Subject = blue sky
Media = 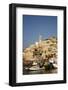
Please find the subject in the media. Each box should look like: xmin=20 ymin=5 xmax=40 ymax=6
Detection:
xmin=23 ymin=15 xmax=57 ymax=49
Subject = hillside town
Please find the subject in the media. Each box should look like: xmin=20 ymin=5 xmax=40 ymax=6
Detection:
xmin=23 ymin=35 xmax=58 ymax=74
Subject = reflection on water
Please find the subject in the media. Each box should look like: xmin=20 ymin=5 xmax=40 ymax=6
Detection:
xmin=23 ymin=69 xmax=57 ymax=75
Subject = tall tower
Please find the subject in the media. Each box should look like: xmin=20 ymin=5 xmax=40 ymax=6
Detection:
xmin=39 ymin=35 xmax=42 ymax=43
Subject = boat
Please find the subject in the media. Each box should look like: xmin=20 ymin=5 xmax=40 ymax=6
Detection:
xmin=29 ymin=66 xmax=45 ymax=71
xmin=53 ymin=64 xmax=57 ymax=69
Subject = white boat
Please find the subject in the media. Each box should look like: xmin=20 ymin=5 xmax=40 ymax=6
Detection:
xmin=53 ymin=64 xmax=57 ymax=68
xmin=29 ymin=66 xmax=45 ymax=71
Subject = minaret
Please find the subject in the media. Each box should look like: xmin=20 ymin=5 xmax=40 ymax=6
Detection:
xmin=35 ymin=35 xmax=42 ymax=47
xmin=39 ymin=35 xmax=42 ymax=43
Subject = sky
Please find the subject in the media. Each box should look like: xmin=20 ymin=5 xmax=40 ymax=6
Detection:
xmin=23 ymin=15 xmax=57 ymax=49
